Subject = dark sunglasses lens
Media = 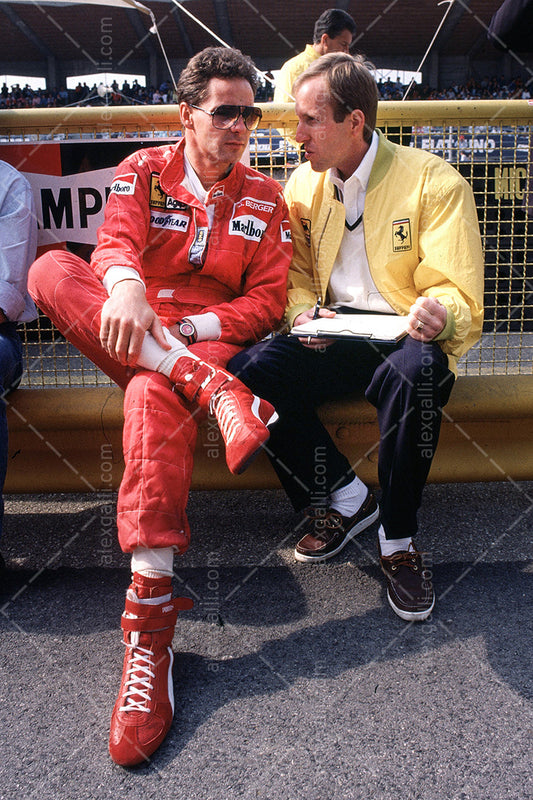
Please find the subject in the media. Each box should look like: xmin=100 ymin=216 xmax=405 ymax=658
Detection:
xmin=243 ymin=107 xmax=262 ymax=130
xmin=213 ymin=105 xmax=262 ymax=130
xmin=212 ymin=106 xmax=237 ymax=127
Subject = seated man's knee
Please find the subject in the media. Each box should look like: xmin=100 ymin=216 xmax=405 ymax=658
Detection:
xmin=229 ymin=337 xmax=306 ymax=401
xmin=368 ymin=340 xmax=452 ymax=405
xmin=28 ymin=250 xmax=79 ymax=305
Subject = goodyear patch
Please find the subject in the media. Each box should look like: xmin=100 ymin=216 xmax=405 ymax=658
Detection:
xmin=150 ymin=212 xmax=190 ymax=232
xmin=392 ymin=219 xmax=412 ymax=251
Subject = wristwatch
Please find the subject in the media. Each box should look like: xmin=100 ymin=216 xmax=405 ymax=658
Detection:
xmin=177 ymin=318 xmax=197 ymax=346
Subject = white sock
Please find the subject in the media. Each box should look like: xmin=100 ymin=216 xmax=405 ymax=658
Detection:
xmin=138 ymin=329 xmax=198 ymax=378
xmin=378 ymin=525 xmax=413 ymax=557
xmin=131 ymin=546 xmax=174 ymax=579
xmin=126 ymin=548 xmax=174 ymax=614
xmin=330 ymin=475 xmax=368 ymax=516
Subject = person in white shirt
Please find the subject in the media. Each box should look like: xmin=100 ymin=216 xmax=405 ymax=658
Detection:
xmin=0 ymin=160 xmax=38 ymax=572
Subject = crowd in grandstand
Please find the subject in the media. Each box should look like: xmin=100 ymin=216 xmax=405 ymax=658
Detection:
xmin=376 ymin=74 xmax=531 ymax=100
xmin=0 ymin=72 xmax=530 ymax=109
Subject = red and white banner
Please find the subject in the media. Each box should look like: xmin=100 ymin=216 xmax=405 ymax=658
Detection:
xmin=0 ymin=139 xmax=174 ymax=250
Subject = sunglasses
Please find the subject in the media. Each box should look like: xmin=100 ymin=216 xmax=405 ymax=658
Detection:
xmin=189 ymin=103 xmax=263 ymax=131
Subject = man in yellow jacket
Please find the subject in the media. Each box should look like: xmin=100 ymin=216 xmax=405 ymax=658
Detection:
xmin=273 ymin=8 xmax=356 ymax=103
xmin=229 ymin=53 xmax=484 ymax=623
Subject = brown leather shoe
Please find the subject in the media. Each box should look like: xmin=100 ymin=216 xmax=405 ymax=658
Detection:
xmin=294 ymin=492 xmax=379 ymax=563
xmin=378 ymin=541 xmax=434 ymax=622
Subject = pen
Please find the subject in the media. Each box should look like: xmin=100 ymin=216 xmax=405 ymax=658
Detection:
xmin=312 ymin=296 xmax=322 ymax=320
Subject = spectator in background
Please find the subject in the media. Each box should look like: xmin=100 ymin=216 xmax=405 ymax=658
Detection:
xmin=274 ymin=7 xmax=357 ymax=148
xmin=0 ymin=161 xmax=38 ymax=573
xmin=274 ymin=7 xmax=357 ymax=104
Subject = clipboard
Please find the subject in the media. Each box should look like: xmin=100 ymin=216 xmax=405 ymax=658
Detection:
xmin=290 ymin=313 xmax=409 ymax=343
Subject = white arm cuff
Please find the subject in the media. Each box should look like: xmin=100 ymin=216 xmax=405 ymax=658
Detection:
xmin=185 ymin=311 xmax=221 ymax=342
xmin=103 ymin=266 xmax=146 ymax=296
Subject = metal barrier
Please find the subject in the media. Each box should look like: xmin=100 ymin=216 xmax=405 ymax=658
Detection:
xmin=0 ymin=99 xmax=532 ymax=384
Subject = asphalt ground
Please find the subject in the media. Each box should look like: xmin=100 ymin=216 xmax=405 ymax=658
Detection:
xmin=0 ymin=482 xmax=532 ymax=800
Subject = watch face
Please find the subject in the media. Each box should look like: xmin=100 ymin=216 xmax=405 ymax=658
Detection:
xmin=180 ymin=321 xmax=195 ymax=337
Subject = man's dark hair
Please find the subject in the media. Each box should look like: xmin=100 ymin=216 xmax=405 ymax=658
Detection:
xmin=313 ymin=8 xmax=357 ymax=43
xmin=294 ymin=53 xmax=378 ymax=145
xmin=176 ymin=47 xmax=258 ymax=105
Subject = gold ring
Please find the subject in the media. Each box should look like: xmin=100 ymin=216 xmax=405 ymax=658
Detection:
xmin=417 ymin=320 xmax=424 ymax=331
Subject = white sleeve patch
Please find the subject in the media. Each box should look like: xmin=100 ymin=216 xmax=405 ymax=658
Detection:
xmin=110 ymin=173 xmax=138 ymax=195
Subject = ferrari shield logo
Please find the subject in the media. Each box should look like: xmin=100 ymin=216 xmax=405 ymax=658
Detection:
xmin=301 ymin=218 xmax=311 ymax=247
xmin=392 ymin=218 xmax=412 ymax=251
xmin=150 ymin=173 xmax=166 ymax=209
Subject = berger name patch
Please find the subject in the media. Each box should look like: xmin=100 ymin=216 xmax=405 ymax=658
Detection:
xmin=228 ymin=196 xmax=275 ymax=241
xmin=110 ymin=173 xmax=137 ymax=195
xmin=392 ymin=218 xmax=412 ymax=251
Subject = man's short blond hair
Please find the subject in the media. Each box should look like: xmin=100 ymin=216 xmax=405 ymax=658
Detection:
xmin=293 ymin=53 xmax=378 ymax=144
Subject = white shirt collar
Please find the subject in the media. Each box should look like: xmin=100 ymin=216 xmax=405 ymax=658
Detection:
xmin=183 ymin=150 xmax=208 ymax=205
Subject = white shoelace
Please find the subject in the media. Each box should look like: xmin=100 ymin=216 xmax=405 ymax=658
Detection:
xmin=209 ymin=392 xmax=241 ymax=445
xmin=119 ymin=633 xmax=155 ymax=714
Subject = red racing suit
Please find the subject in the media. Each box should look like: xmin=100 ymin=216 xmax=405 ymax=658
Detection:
xmin=29 ymin=139 xmax=292 ymax=553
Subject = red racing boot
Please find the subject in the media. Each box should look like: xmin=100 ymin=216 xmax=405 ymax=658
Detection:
xmin=170 ymin=356 xmax=278 ymax=475
xmin=109 ymin=573 xmax=193 ymax=767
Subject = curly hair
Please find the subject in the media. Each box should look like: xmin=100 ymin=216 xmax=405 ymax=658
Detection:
xmin=175 ymin=47 xmax=258 ymax=106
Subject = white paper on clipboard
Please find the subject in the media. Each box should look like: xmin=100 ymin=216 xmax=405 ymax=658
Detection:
xmin=290 ymin=313 xmax=409 ymax=342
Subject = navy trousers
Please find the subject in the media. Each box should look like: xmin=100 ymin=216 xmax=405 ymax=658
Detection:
xmin=228 ymin=334 xmax=454 ymax=539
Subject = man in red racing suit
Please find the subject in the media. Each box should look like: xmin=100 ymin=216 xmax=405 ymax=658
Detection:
xmin=28 ymin=47 xmax=291 ymax=767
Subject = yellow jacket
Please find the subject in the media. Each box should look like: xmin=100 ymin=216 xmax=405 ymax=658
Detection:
xmin=284 ymin=132 xmax=484 ymax=374
xmin=273 ymin=45 xmax=320 ymax=103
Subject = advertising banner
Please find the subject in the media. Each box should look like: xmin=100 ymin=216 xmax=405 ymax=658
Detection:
xmin=0 ymin=139 xmax=176 ymax=251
